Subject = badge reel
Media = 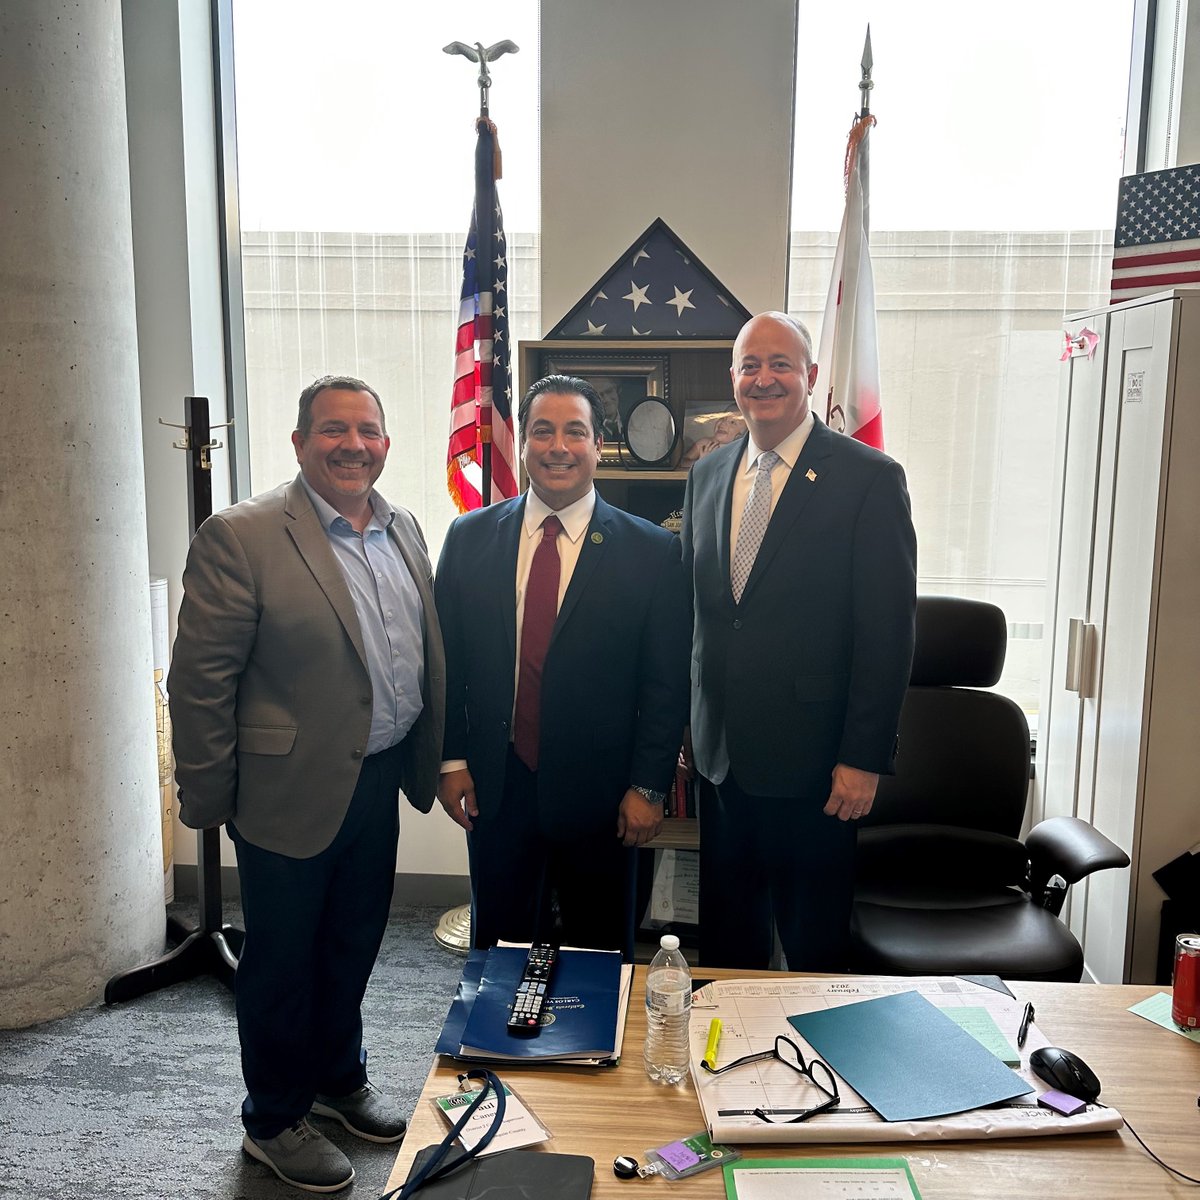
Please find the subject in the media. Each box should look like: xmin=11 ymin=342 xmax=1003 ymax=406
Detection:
xmin=613 ymin=1131 xmax=739 ymax=1181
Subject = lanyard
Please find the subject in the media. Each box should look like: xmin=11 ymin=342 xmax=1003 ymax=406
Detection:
xmin=387 ymin=1068 xmax=507 ymax=1199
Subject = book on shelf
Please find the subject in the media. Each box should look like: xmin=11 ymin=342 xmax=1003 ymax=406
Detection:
xmin=435 ymin=943 xmax=633 ymax=1067
xmin=665 ymin=765 xmax=697 ymax=819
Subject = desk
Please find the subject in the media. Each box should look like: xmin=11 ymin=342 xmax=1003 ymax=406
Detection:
xmin=387 ymin=972 xmax=1200 ymax=1198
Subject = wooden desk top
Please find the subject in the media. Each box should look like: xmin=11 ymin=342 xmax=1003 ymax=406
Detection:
xmin=386 ymin=971 xmax=1200 ymax=1198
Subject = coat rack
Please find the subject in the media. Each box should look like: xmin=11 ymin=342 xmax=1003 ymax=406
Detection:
xmin=105 ymin=396 xmax=243 ymax=1001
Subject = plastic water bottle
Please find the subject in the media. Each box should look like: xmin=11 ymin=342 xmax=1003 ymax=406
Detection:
xmin=643 ymin=934 xmax=692 ymax=1083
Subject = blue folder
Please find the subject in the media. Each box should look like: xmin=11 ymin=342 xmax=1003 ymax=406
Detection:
xmin=437 ymin=946 xmax=624 ymax=1063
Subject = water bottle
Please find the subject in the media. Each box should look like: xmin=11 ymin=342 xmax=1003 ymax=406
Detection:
xmin=643 ymin=934 xmax=692 ymax=1083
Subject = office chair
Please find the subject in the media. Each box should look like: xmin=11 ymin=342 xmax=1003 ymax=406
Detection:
xmin=850 ymin=596 xmax=1129 ymax=982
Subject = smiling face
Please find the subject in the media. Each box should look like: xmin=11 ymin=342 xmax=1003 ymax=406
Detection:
xmin=713 ymin=413 xmax=747 ymax=443
xmin=521 ymin=389 xmax=602 ymax=511
xmin=291 ymin=387 xmax=389 ymax=519
xmin=731 ymin=314 xmax=819 ymax=450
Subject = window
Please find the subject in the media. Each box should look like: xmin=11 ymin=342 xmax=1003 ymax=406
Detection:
xmin=789 ymin=2 xmax=1136 ymax=712
xmin=230 ymin=0 xmax=541 ymax=555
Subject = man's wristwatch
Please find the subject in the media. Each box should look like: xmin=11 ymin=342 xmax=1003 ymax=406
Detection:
xmin=632 ymin=784 xmax=667 ymax=806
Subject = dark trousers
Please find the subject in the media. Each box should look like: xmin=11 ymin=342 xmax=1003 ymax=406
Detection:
xmin=229 ymin=742 xmax=404 ymax=1140
xmin=699 ymin=770 xmax=857 ymax=972
xmin=467 ymin=748 xmax=636 ymax=959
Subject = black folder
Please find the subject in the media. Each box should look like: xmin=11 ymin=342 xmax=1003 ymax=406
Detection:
xmin=400 ymin=1144 xmax=594 ymax=1198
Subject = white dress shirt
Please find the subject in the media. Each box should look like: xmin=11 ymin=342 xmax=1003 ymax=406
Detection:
xmin=441 ymin=487 xmax=597 ymax=774
xmin=729 ymin=410 xmax=815 ymax=567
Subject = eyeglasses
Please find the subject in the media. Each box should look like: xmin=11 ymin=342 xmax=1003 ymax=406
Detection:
xmin=703 ymin=1034 xmax=841 ymax=1124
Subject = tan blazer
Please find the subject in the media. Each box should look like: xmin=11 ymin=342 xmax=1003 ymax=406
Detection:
xmin=168 ymin=477 xmax=445 ymax=858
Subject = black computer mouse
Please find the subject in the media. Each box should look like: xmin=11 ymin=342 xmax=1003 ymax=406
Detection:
xmin=1028 ymin=1045 xmax=1102 ymax=1102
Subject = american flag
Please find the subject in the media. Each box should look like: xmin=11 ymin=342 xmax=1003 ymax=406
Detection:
xmin=1110 ymin=163 xmax=1200 ymax=305
xmin=447 ymin=120 xmax=517 ymax=512
xmin=817 ymin=113 xmax=883 ymax=450
xmin=546 ymin=218 xmax=749 ymax=340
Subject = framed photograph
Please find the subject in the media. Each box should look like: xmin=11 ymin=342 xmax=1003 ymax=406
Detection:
xmin=680 ymin=401 xmax=747 ymax=468
xmin=539 ymin=353 xmax=669 ymax=461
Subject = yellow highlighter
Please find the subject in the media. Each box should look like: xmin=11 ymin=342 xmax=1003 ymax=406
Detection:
xmin=703 ymin=1018 xmax=722 ymax=1070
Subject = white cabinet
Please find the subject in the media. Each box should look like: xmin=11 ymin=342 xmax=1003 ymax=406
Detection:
xmin=1037 ymin=290 xmax=1200 ymax=983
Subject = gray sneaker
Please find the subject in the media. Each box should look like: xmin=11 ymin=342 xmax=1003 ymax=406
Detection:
xmin=311 ymin=1080 xmax=408 ymax=1143
xmin=242 ymin=1120 xmax=354 ymax=1193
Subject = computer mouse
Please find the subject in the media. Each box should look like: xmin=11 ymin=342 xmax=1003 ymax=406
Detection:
xmin=1028 ymin=1045 xmax=1102 ymax=1103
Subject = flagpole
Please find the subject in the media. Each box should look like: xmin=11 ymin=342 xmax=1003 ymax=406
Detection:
xmin=445 ymin=39 xmax=519 ymax=509
xmin=817 ymin=28 xmax=884 ymax=451
xmin=438 ymin=40 xmax=520 ymax=956
xmin=474 ymin=118 xmax=495 ymax=503
xmin=859 ymin=26 xmax=873 ymax=237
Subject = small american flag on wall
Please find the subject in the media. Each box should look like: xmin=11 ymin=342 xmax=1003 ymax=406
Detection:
xmin=1110 ymin=163 xmax=1200 ymax=304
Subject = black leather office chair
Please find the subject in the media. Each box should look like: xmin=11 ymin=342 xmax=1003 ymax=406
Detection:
xmin=850 ymin=596 xmax=1130 ymax=982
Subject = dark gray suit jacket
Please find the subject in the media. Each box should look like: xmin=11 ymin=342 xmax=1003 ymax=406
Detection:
xmin=681 ymin=417 xmax=916 ymax=798
xmin=168 ymin=477 xmax=445 ymax=857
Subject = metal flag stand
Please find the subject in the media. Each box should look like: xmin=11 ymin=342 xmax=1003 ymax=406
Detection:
xmin=435 ymin=37 xmax=518 ymax=954
xmin=105 ymin=397 xmax=244 ymax=1000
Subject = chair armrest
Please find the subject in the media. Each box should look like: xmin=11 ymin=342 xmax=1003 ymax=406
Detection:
xmin=1026 ymin=816 xmax=1130 ymax=891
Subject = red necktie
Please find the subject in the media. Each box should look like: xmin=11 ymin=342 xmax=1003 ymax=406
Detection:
xmin=513 ymin=515 xmax=562 ymax=770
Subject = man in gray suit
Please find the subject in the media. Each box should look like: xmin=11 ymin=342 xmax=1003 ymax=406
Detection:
xmin=682 ymin=313 xmax=916 ymax=973
xmin=169 ymin=375 xmax=444 ymax=1194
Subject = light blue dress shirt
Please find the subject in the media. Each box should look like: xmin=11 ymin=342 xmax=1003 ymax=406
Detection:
xmin=301 ymin=478 xmax=425 ymax=755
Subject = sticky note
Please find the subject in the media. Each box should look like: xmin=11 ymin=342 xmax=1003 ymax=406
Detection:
xmin=944 ymin=1006 xmax=1021 ymax=1066
xmin=1038 ymin=1089 xmax=1086 ymax=1116
xmin=656 ymin=1140 xmax=701 ymax=1171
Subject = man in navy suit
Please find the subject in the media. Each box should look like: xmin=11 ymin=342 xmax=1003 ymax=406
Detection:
xmin=682 ymin=312 xmax=917 ymax=971
xmin=435 ymin=375 xmax=690 ymax=957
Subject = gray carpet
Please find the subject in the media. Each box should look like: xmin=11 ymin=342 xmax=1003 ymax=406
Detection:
xmin=0 ymin=900 xmax=467 ymax=1199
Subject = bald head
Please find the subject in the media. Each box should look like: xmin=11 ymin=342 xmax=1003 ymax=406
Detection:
xmin=730 ymin=312 xmax=819 ymax=450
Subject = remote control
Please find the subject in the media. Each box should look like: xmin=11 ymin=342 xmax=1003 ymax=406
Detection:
xmin=506 ymin=943 xmax=557 ymax=1034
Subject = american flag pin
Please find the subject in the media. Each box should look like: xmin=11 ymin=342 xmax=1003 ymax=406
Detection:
xmin=591 ymin=532 xmax=604 ymax=544
xmin=806 ymin=469 xmax=817 ymax=482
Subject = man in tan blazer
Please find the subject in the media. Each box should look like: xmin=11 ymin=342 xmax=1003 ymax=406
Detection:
xmin=169 ymin=375 xmax=444 ymax=1194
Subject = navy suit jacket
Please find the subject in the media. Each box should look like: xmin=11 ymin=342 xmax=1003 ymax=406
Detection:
xmin=435 ymin=492 xmax=691 ymax=841
xmin=681 ymin=417 xmax=917 ymax=798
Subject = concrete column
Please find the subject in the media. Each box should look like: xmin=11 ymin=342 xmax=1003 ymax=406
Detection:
xmin=0 ymin=0 xmax=164 ymax=1025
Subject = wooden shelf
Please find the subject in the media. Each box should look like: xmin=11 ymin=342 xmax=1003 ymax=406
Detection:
xmin=594 ymin=466 xmax=690 ymax=482
xmin=647 ymin=817 xmax=699 ymax=851
xmin=518 ymin=337 xmax=735 ymax=469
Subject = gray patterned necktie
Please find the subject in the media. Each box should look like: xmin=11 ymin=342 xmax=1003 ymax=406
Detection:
xmin=730 ymin=450 xmax=780 ymax=602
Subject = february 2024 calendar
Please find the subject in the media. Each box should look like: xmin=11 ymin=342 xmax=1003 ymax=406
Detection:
xmin=689 ymin=975 xmax=1122 ymax=1144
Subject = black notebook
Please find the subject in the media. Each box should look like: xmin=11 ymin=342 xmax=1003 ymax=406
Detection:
xmin=399 ymin=1144 xmax=594 ymax=1199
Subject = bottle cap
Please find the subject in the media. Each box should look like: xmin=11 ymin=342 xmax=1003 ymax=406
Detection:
xmin=660 ymin=934 xmax=680 ymax=951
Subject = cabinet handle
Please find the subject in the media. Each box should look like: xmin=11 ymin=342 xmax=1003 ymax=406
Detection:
xmin=1064 ymin=618 xmax=1098 ymax=696
xmin=1065 ymin=618 xmax=1085 ymax=693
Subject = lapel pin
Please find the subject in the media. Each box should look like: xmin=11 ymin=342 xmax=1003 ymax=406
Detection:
xmin=591 ymin=531 xmax=604 ymax=544
xmin=806 ymin=469 xmax=817 ymax=482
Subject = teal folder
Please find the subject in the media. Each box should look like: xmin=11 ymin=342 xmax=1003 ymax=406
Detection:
xmin=788 ymin=990 xmax=1032 ymax=1121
